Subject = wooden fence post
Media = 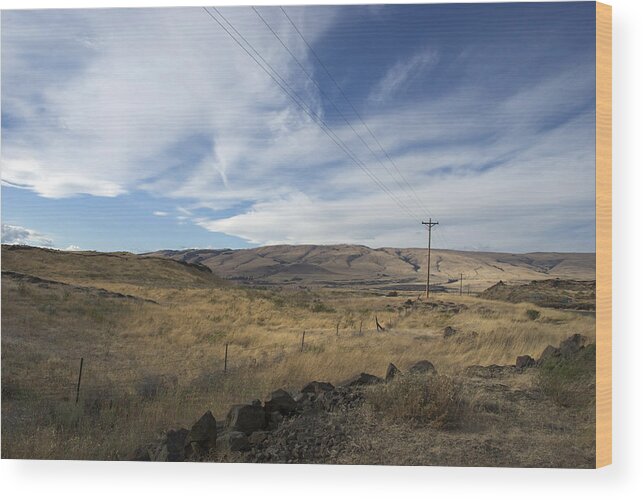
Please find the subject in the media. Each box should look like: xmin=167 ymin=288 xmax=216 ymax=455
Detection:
xmin=301 ymin=331 xmax=306 ymax=352
xmin=224 ymin=343 xmax=229 ymax=373
xmin=75 ymin=357 xmax=84 ymax=405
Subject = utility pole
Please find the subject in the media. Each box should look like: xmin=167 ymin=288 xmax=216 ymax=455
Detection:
xmin=421 ymin=219 xmax=439 ymax=299
xmin=460 ymin=273 xmax=463 ymax=296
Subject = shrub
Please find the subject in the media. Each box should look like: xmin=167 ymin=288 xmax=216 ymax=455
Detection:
xmin=536 ymin=344 xmax=596 ymax=407
xmin=526 ymin=309 xmax=541 ymax=321
xmin=366 ymin=374 xmax=468 ymax=430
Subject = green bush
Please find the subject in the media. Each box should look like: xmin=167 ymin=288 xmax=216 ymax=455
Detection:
xmin=536 ymin=344 xmax=596 ymax=407
xmin=526 ymin=309 xmax=541 ymax=321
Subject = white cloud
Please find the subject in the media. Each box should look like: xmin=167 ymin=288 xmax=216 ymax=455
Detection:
xmin=1 ymin=223 xmax=54 ymax=247
xmin=153 ymin=211 xmax=169 ymax=217
xmin=369 ymin=48 xmax=439 ymax=103
xmin=1 ymin=7 xmax=596 ymax=252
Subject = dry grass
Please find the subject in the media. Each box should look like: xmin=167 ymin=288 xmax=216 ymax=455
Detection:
xmin=1 ymin=247 xmax=596 ymax=461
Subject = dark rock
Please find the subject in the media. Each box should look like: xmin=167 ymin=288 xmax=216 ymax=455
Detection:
xmin=264 ymin=389 xmax=297 ymax=415
xmin=152 ymin=428 xmax=189 ymax=462
xmin=341 ymin=372 xmax=383 ymax=387
xmin=385 ymin=363 xmax=400 ymax=382
xmin=226 ymin=404 xmax=266 ymax=435
xmin=301 ymin=381 xmax=335 ymax=394
xmin=559 ymin=334 xmax=585 ymax=357
xmin=216 ymin=431 xmax=251 ymax=452
xmin=187 ymin=411 xmax=217 ymax=451
xmin=126 ymin=445 xmax=151 ymax=461
xmin=443 ymin=326 xmax=457 ymax=338
xmin=408 ymin=360 xmax=437 ymax=375
xmin=515 ymin=355 xmax=536 ymax=370
xmin=248 ymin=431 xmax=269 ymax=445
xmin=538 ymin=345 xmax=561 ymax=365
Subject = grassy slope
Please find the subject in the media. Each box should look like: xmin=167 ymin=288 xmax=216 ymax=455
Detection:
xmin=1 ymin=245 xmax=595 ymax=463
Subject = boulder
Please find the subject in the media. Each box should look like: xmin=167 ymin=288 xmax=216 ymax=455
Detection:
xmin=385 ymin=363 xmax=400 ymax=382
xmin=515 ymin=355 xmax=536 ymax=370
xmin=301 ymin=381 xmax=335 ymax=394
xmin=226 ymin=404 xmax=266 ymax=435
xmin=187 ymin=411 xmax=217 ymax=452
xmin=264 ymin=389 xmax=297 ymax=415
xmin=341 ymin=372 xmax=383 ymax=387
xmin=443 ymin=326 xmax=457 ymax=338
xmin=216 ymin=431 xmax=251 ymax=452
xmin=559 ymin=334 xmax=585 ymax=357
xmin=152 ymin=428 xmax=189 ymax=462
xmin=538 ymin=345 xmax=561 ymax=365
xmin=408 ymin=360 xmax=437 ymax=375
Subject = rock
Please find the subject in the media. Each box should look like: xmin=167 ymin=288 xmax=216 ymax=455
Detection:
xmin=385 ymin=363 xmax=400 ymax=382
xmin=264 ymin=389 xmax=297 ymax=415
xmin=515 ymin=355 xmax=536 ymax=370
xmin=341 ymin=372 xmax=383 ymax=387
xmin=152 ymin=428 xmax=189 ymax=462
xmin=408 ymin=360 xmax=437 ymax=375
xmin=248 ymin=431 xmax=269 ymax=445
xmin=559 ymin=334 xmax=585 ymax=357
xmin=443 ymin=326 xmax=457 ymax=338
xmin=267 ymin=411 xmax=284 ymax=430
xmin=187 ymin=411 xmax=217 ymax=451
xmin=301 ymin=381 xmax=335 ymax=394
xmin=126 ymin=445 xmax=151 ymax=461
xmin=216 ymin=431 xmax=251 ymax=452
xmin=538 ymin=345 xmax=561 ymax=365
xmin=226 ymin=404 xmax=266 ymax=435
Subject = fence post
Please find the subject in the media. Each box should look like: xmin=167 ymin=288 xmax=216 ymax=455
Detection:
xmin=359 ymin=320 xmax=363 ymax=335
xmin=224 ymin=343 xmax=229 ymax=373
xmin=301 ymin=331 xmax=306 ymax=352
xmin=75 ymin=357 xmax=84 ymax=405
xmin=336 ymin=321 xmax=339 ymax=336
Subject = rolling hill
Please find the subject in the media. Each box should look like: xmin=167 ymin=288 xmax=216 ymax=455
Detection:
xmin=145 ymin=245 xmax=595 ymax=292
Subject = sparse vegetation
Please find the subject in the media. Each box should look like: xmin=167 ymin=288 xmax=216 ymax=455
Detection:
xmin=1 ymin=245 xmax=596 ymax=465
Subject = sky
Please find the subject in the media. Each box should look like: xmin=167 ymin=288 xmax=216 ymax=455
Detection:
xmin=1 ymin=2 xmax=596 ymax=253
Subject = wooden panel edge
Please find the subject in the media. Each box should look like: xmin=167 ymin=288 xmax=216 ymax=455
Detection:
xmin=595 ymin=1 xmax=612 ymax=469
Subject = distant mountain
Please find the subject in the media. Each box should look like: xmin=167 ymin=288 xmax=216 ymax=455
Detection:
xmin=144 ymin=244 xmax=595 ymax=292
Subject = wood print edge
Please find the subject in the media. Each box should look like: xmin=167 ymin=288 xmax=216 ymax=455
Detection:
xmin=595 ymin=0 xmax=612 ymax=469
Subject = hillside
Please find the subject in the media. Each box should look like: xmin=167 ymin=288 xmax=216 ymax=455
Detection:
xmin=2 ymin=244 xmax=224 ymax=290
xmin=480 ymin=279 xmax=596 ymax=311
xmin=146 ymin=245 xmax=595 ymax=292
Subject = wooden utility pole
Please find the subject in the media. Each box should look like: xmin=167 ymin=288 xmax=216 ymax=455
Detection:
xmin=421 ymin=219 xmax=439 ymax=299
xmin=460 ymin=273 xmax=463 ymax=296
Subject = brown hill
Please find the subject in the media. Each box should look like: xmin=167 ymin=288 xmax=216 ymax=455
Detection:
xmin=145 ymin=245 xmax=595 ymax=292
xmin=479 ymin=279 xmax=596 ymax=310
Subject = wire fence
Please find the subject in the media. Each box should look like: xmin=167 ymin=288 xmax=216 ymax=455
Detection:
xmin=3 ymin=319 xmax=406 ymax=406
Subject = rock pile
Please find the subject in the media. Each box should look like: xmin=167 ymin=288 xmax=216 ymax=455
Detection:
xmin=127 ymin=359 xmax=440 ymax=463
xmin=465 ymin=334 xmax=590 ymax=378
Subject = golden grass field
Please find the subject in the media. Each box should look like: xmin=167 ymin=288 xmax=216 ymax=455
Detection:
xmin=1 ymin=245 xmax=596 ymax=464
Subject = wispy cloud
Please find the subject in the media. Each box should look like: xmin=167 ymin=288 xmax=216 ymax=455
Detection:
xmin=369 ymin=48 xmax=439 ymax=103
xmin=1 ymin=5 xmax=596 ymax=252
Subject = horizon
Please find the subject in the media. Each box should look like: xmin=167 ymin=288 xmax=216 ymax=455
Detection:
xmin=0 ymin=241 xmax=597 ymax=257
xmin=2 ymin=3 xmax=596 ymax=254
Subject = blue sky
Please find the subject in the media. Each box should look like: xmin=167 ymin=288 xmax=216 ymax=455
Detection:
xmin=1 ymin=3 xmax=596 ymax=253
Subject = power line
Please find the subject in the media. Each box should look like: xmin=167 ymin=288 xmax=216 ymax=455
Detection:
xmin=201 ymin=7 xmax=419 ymax=221
xmin=252 ymin=6 xmax=427 ymax=222
xmin=279 ymin=6 xmax=435 ymax=221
